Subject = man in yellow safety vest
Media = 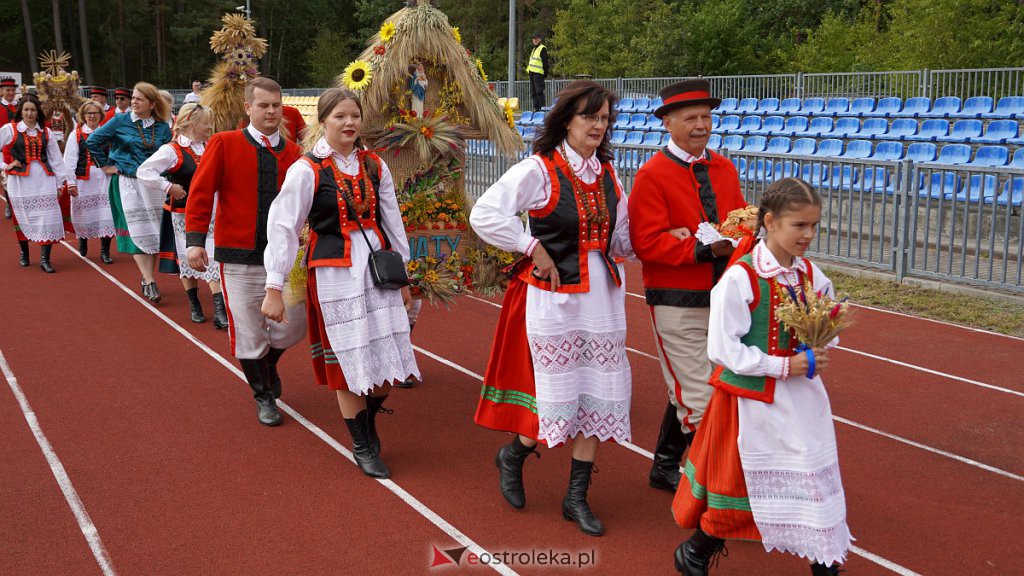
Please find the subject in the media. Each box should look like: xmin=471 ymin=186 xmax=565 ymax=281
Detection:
xmin=526 ymin=33 xmax=550 ymax=112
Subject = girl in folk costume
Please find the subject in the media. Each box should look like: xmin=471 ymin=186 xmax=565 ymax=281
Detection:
xmin=0 ymin=95 xmax=74 ymax=273
xmin=63 ymin=100 xmax=116 ymax=263
xmin=87 ymin=82 xmax=172 ymax=303
xmin=262 ymin=88 xmax=418 ymax=479
xmin=671 ymin=178 xmax=852 ymax=576
xmin=470 ymin=80 xmax=633 ymax=536
xmin=137 ymin=103 xmax=228 ymax=329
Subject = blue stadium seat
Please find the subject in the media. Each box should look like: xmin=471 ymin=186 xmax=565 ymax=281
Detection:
xmin=711 ymin=115 xmax=720 ymax=130
xmin=846 ymin=97 xmax=876 ymax=116
xmin=749 ymin=159 xmax=773 ymax=182
xmin=773 ymin=161 xmax=800 ymax=180
xmin=951 ymin=174 xmax=1000 ymax=203
xmin=859 ymin=118 xmax=888 ymax=138
xmin=1012 ymin=148 xmax=1024 ymax=169
xmin=743 ymin=136 xmax=768 ymax=152
xmin=529 ymin=112 xmax=546 ymax=126
xmin=990 ymin=177 xmax=1024 ymax=207
xmin=517 ymin=111 xmax=533 ymax=125
xmin=805 ymin=117 xmax=834 ymax=137
xmin=645 ymin=115 xmax=666 ymax=131
xmin=822 ymin=98 xmax=850 ymax=116
xmin=523 ymin=125 xmax=536 ymax=139
xmin=896 ymin=97 xmax=931 ymax=117
xmin=646 ymin=98 xmax=663 ymax=113
xmin=982 ymin=96 xmax=1024 ymax=119
xmin=721 ymin=135 xmax=744 ymax=151
xmin=757 ymin=98 xmax=780 ymax=115
xmin=634 ymin=98 xmax=651 ymax=114
xmin=752 ymin=115 xmax=785 ymax=135
xmin=971 ymin=120 xmax=1019 ymax=144
xmin=736 ymin=115 xmax=763 ymax=135
xmin=780 ymin=116 xmax=809 ymax=136
xmin=801 ymin=163 xmax=830 ymax=187
xmin=736 ymin=98 xmax=759 ymax=115
xmin=618 ymin=98 xmax=635 ymax=113
xmin=613 ymin=114 xmax=631 ymax=130
xmin=795 ymin=97 xmax=825 ymax=116
xmin=921 ymin=96 xmax=961 ymax=118
xmin=906 ymin=142 xmax=937 ymax=162
xmin=514 ymin=125 xmax=525 ymax=137
xmin=660 ymin=133 xmax=672 ymax=146
xmin=934 ymin=143 xmax=972 ymax=164
xmin=814 ymin=139 xmax=844 ymax=157
xmin=792 ymin=138 xmax=817 ymax=155
xmin=626 ymin=113 xmax=648 ymax=130
xmin=841 ymin=139 xmax=872 ymax=159
xmin=611 ymin=130 xmax=626 ymax=144
xmin=714 ymin=98 xmax=738 ymax=115
xmin=906 ymin=119 xmax=950 ymax=141
xmin=1007 ymin=136 xmax=1024 ymax=146
xmin=778 ymin=98 xmax=802 ymax=115
xmin=732 ymin=157 xmax=748 ymax=180
xmin=878 ymin=118 xmax=918 ymax=140
xmin=861 ymin=166 xmax=894 ymax=193
xmin=952 ymin=96 xmax=993 ymax=118
xmin=865 ymin=97 xmax=903 ymax=117
xmin=870 ymin=142 xmax=904 ymax=161
xmin=719 ymin=115 xmax=742 ymax=133
xmin=625 ymin=131 xmax=644 ymax=145
xmin=829 ymin=117 xmax=861 ymax=138
xmin=969 ymin=146 xmax=1009 ymax=167
xmin=642 ymin=132 xmax=661 ymax=146
xmin=937 ymin=119 xmax=982 ymax=143
xmin=767 ymin=136 xmax=792 ymax=154
xmin=830 ymin=165 xmax=859 ymax=190
xmin=918 ymin=172 xmax=960 ymax=199
xmin=708 ymin=133 xmax=723 ymax=149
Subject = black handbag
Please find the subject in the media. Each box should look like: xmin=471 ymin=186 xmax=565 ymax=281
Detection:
xmin=340 ymin=193 xmax=410 ymax=290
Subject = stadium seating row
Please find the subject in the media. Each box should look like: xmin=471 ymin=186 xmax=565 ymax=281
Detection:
xmin=708 ymin=96 xmax=1024 ymax=119
xmin=711 ymin=116 xmax=1024 ymax=144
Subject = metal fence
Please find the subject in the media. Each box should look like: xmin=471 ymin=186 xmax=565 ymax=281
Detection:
xmin=799 ymin=70 xmax=923 ymax=100
xmin=464 ymin=142 xmax=1023 ymax=292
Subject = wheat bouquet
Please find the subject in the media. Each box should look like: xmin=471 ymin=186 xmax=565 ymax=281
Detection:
xmin=773 ymin=281 xmax=854 ymax=377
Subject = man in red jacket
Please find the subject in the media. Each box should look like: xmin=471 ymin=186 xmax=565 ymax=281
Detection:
xmin=185 ymin=76 xmax=306 ymax=427
xmin=628 ymin=79 xmax=747 ymax=493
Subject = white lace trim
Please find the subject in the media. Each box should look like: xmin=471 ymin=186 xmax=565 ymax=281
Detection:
xmin=529 ymin=329 xmax=627 ymax=375
xmin=537 ymin=393 xmax=631 ymax=446
xmin=752 ymin=241 xmax=806 ymax=284
xmin=695 ymin=221 xmax=740 ymax=247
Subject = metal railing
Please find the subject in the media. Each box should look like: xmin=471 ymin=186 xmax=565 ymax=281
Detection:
xmin=927 ymin=68 xmax=1024 ymax=101
xmin=464 ymin=141 xmax=1023 ymax=292
xmin=799 ymin=70 xmax=923 ymax=100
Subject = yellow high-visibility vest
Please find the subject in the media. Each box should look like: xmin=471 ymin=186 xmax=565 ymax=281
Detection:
xmin=526 ymin=44 xmax=546 ymax=75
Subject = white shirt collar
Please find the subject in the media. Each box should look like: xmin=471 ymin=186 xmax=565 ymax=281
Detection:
xmin=751 ymin=241 xmax=807 ymax=285
xmin=247 ymin=123 xmax=280 ymax=148
xmin=130 ymin=111 xmax=155 ymax=128
xmin=116 ymin=107 xmax=129 ymax=114
xmin=16 ymin=121 xmax=40 ymax=135
xmin=175 ymin=134 xmax=205 ymax=153
xmin=103 ymin=103 xmax=110 ymax=111
xmin=667 ymin=139 xmax=706 ymax=164
xmin=1 ymin=98 xmax=16 ymax=107
xmin=80 ymin=124 xmax=95 ymax=135
xmin=559 ymin=140 xmax=602 ymax=182
xmin=311 ymin=137 xmax=359 ymax=174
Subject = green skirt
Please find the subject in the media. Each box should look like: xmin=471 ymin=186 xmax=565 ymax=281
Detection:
xmin=108 ymin=175 xmax=144 ymax=254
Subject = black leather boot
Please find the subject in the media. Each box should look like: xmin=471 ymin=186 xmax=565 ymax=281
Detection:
xmin=673 ymin=528 xmax=727 ymax=576
xmin=238 ymin=357 xmax=281 ymax=426
xmin=212 ymin=292 xmax=229 ymax=330
xmin=100 ymin=237 xmax=113 ymax=264
xmin=495 ymin=436 xmax=538 ymax=509
xmin=39 ymin=244 xmax=55 ymax=273
xmin=650 ymin=402 xmax=694 ymax=492
xmin=265 ymin=347 xmax=285 ymax=398
xmin=18 ymin=241 xmax=30 ymax=267
xmin=810 ymin=562 xmax=842 ymax=575
xmin=344 ymin=410 xmax=390 ymax=478
xmin=365 ymin=394 xmax=392 ymax=455
xmin=78 ymin=238 xmax=88 ymax=257
xmin=562 ymin=458 xmax=604 ymax=536
xmin=186 ymin=287 xmax=206 ymax=323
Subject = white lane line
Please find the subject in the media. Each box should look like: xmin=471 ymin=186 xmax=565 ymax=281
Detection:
xmin=836 ymin=346 xmax=1023 ymax=398
xmin=847 ymin=546 xmax=922 ymax=576
xmin=1 ymin=349 xmax=118 ymax=576
xmin=56 ymin=240 xmax=519 ymax=576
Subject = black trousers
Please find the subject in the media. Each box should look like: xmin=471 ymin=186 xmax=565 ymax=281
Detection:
xmin=529 ymin=73 xmax=546 ymax=111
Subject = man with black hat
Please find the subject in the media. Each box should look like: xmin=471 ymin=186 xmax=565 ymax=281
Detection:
xmin=628 ymin=78 xmax=746 ymax=494
xmin=0 ymin=77 xmax=17 ymax=219
xmin=90 ymin=87 xmax=114 ymax=125
xmin=526 ymin=33 xmax=549 ymax=112
xmin=108 ymin=87 xmax=131 ymax=123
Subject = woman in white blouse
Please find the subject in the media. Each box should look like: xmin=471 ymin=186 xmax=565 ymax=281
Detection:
xmin=137 ymin=103 xmax=227 ymax=328
xmin=469 ymin=80 xmax=633 ymax=537
xmin=261 ymin=88 xmax=418 ymax=480
xmin=63 ymin=100 xmax=116 ymax=263
xmin=0 ymin=94 xmax=73 ymax=272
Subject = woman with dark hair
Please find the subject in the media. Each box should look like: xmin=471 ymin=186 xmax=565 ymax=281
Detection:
xmin=0 ymin=95 xmax=74 ymax=272
xmin=64 ymin=100 xmax=116 ymax=262
xmin=469 ymin=80 xmax=633 ymax=536
xmin=262 ymin=87 xmax=418 ymax=480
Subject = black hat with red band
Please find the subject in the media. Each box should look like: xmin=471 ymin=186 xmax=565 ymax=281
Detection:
xmin=653 ymin=78 xmax=721 ymax=119
xmin=90 ymin=86 xmax=109 ymax=97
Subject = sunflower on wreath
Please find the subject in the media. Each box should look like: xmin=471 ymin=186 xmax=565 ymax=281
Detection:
xmin=341 ymin=60 xmax=372 ymax=91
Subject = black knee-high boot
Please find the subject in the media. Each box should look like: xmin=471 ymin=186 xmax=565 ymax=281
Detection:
xmin=365 ymin=394 xmax=391 ymax=455
xmin=18 ymin=240 xmax=30 ymax=266
xmin=78 ymin=238 xmax=88 ymax=257
xmin=265 ymin=347 xmax=285 ymax=398
xmin=495 ymin=436 xmax=538 ymax=509
xmin=186 ymin=287 xmax=206 ymax=323
xmin=674 ymin=528 xmax=727 ymax=576
xmin=212 ymin=292 xmax=229 ymax=330
xmin=344 ymin=409 xmax=390 ymax=479
xmin=39 ymin=244 xmax=55 ymax=273
xmin=810 ymin=562 xmax=842 ymax=575
xmin=562 ymin=458 xmax=604 ymax=536
xmin=100 ymin=237 xmax=113 ymax=264
xmin=238 ymin=357 xmax=281 ymax=426
xmin=649 ymin=401 xmax=694 ymax=492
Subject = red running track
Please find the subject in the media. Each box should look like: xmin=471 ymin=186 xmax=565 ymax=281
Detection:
xmin=2 ymin=211 xmax=1022 ymax=575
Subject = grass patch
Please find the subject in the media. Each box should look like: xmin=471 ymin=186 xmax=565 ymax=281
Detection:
xmin=828 ymin=270 xmax=1024 ymax=338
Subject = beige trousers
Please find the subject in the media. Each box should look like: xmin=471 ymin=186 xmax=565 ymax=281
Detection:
xmin=649 ymin=305 xmax=714 ymax=433
xmin=221 ymin=263 xmax=307 ymax=360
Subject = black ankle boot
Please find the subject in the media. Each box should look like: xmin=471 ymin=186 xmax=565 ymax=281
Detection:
xmin=78 ymin=238 xmax=88 ymax=257
xmin=186 ymin=287 xmax=206 ymax=323
xmin=495 ymin=436 xmax=538 ymax=509
xmin=212 ymin=292 xmax=229 ymax=330
xmin=238 ymin=358 xmax=281 ymax=426
xmin=100 ymin=237 xmax=113 ymax=264
xmin=266 ymin=347 xmax=285 ymax=398
xmin=344 ymin=410 xmax=390 ymax=478
xmin=673 ymin=528 xmax=727 ymax=576
xmin=18 ymin=241 xmax=30 ymax=267
xmin=810 ymin=562 xmax=842 ymax=575
xmin=650 ymin=402 xmax=694 ymax=492
xmin=365 ymin=394 xmax=392 ymax=455
xmin=39 ymin=244 xmax=55 ymax=273
xmin=562 ymin=458 xmax=604 ymax=536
